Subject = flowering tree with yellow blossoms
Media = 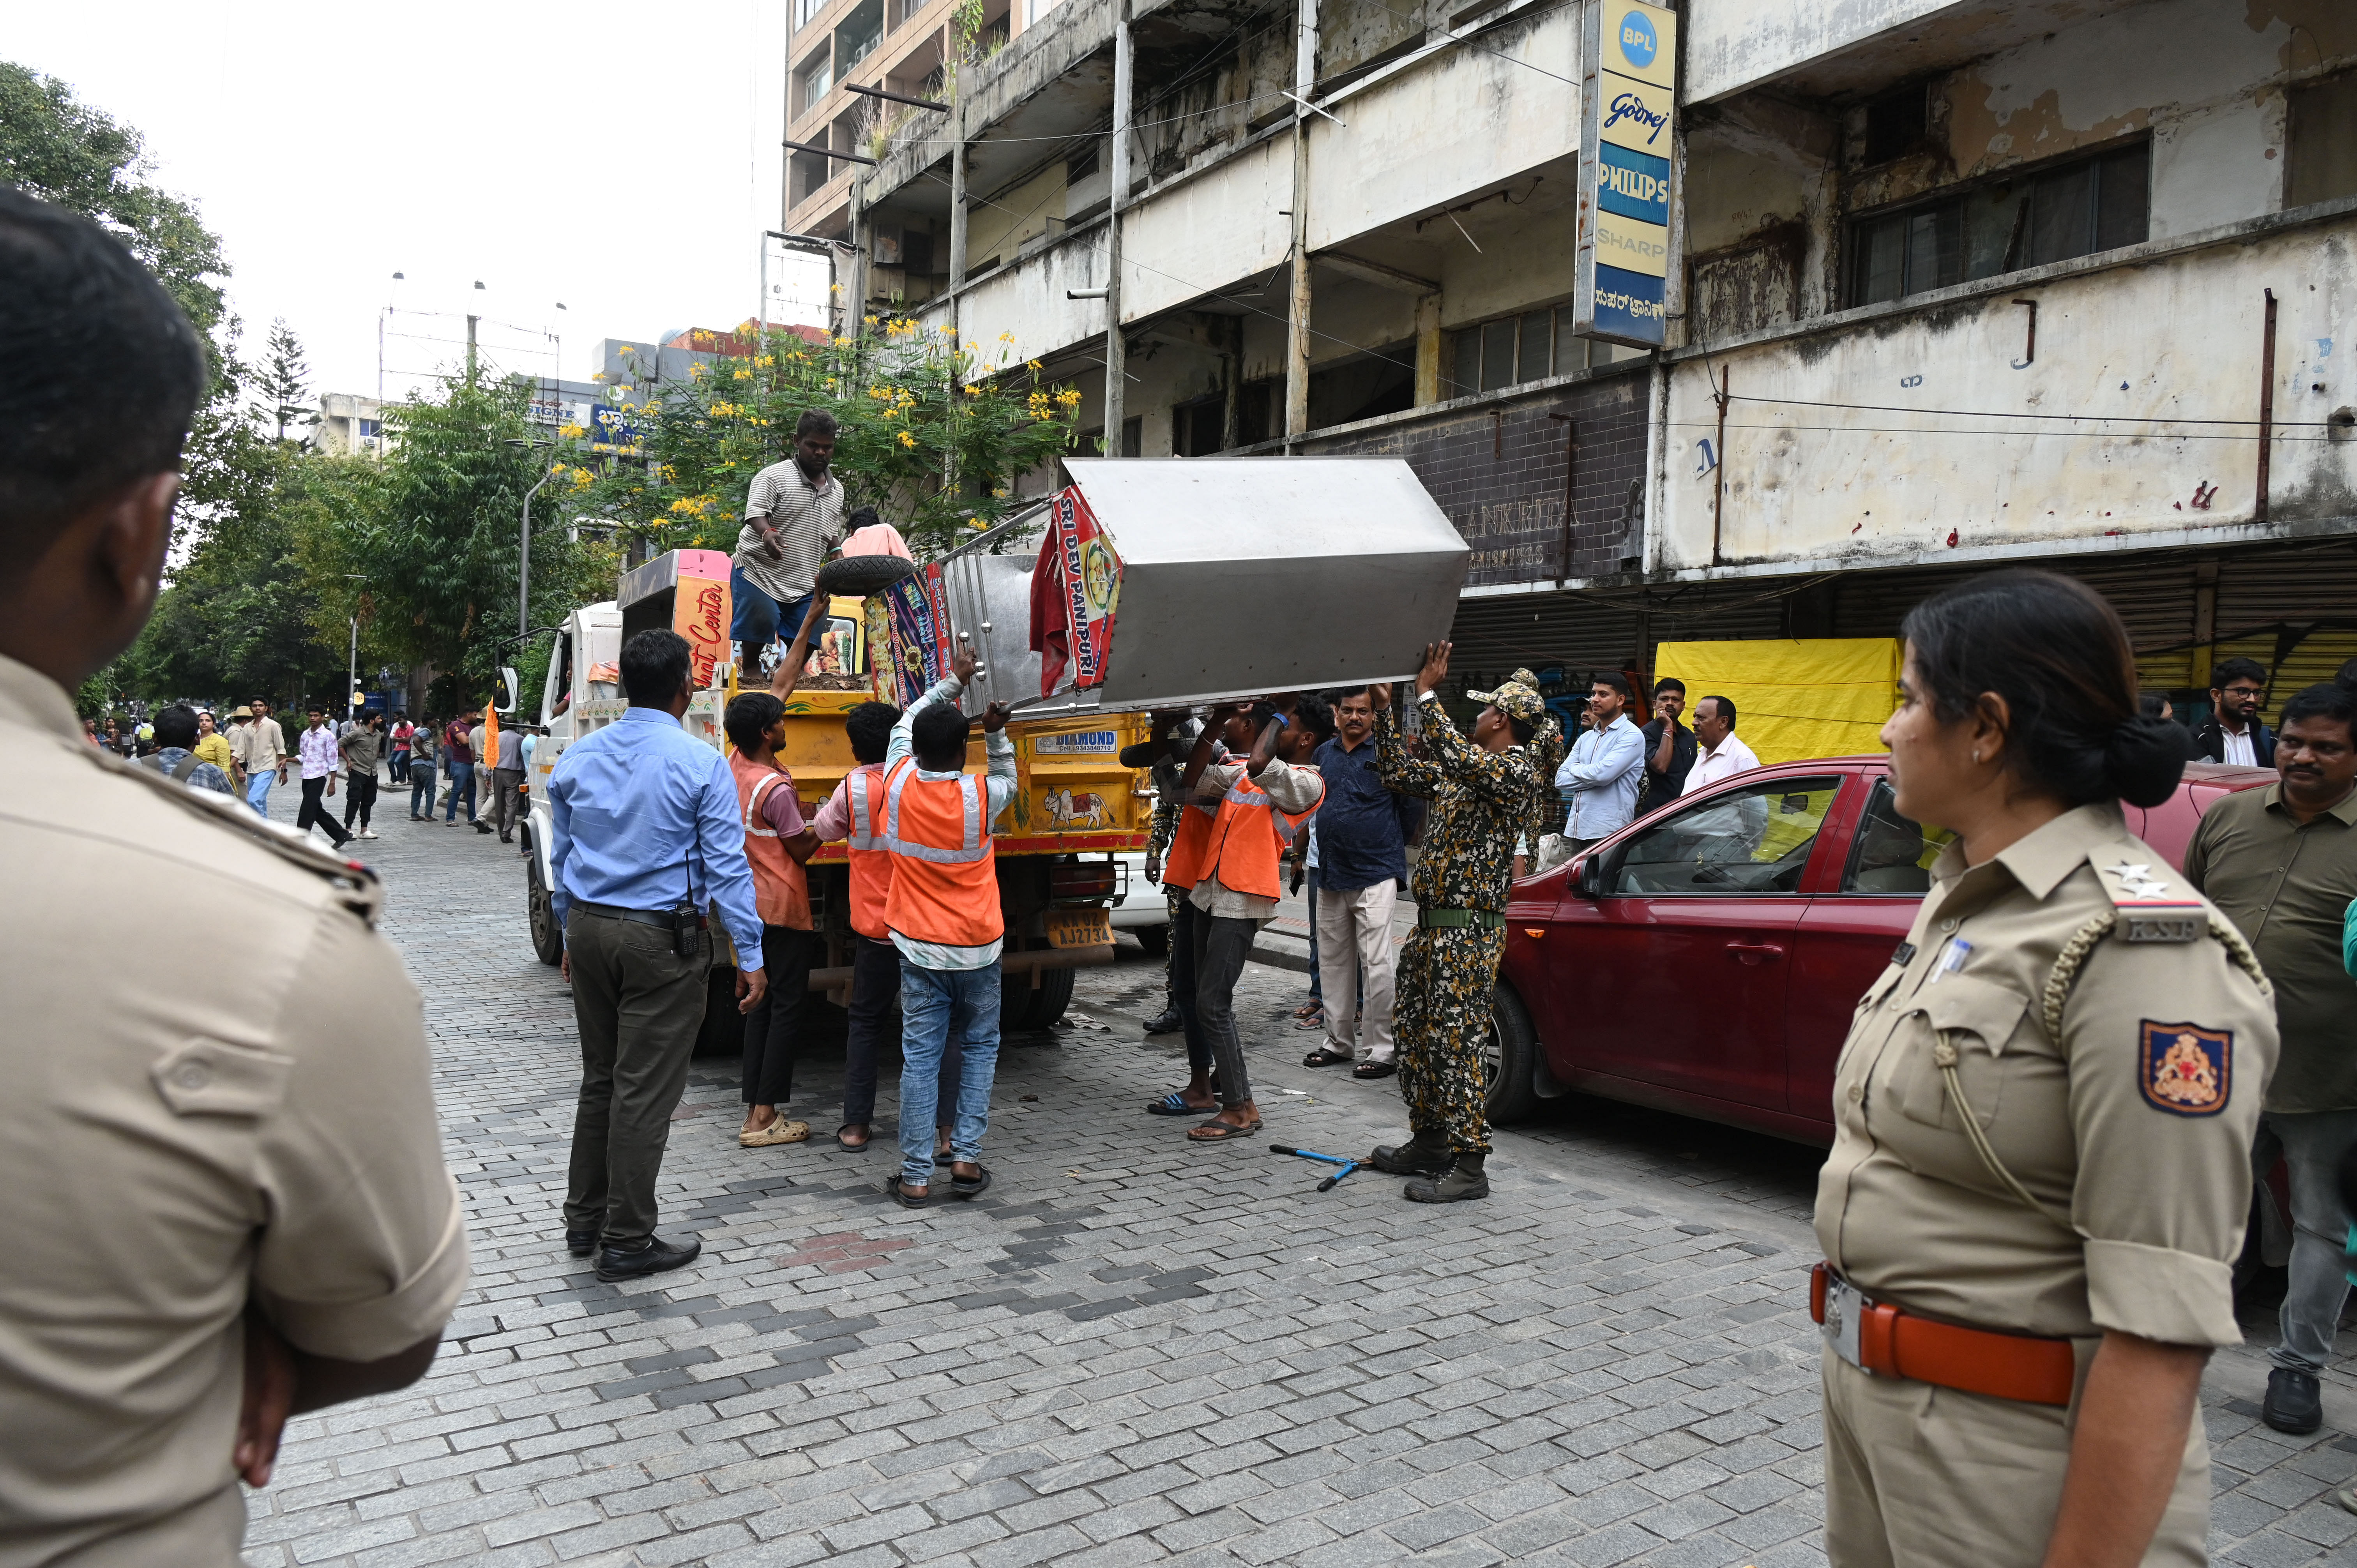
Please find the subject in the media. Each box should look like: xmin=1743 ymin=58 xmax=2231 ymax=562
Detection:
xmin=577 ymin=317 xmax=1084 ymax=560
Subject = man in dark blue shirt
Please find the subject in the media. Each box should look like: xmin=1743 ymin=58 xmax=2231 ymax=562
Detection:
xmin=1306 ymin=687 xmax=1415 ymax=1080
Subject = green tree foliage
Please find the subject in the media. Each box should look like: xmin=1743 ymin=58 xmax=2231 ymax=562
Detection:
xmin=581 ymin=319 xmax=1083 ymax=559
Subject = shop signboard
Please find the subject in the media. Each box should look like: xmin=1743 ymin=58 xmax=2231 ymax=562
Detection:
xmin=1574 ymin=0 xmax=1679 ymax=348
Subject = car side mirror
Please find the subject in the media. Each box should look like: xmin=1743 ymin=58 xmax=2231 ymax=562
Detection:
xmin=496 ymin=666 xmax=520 ymax=714
xmin=1576 ymin=854 xmax=1605 ymax=898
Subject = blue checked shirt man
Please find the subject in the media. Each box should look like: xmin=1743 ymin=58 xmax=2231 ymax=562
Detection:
xmin=544 ymin=629 xmax=767 ymax=1282
xmin=1554 ymin=674 xmax=1644 ymax=846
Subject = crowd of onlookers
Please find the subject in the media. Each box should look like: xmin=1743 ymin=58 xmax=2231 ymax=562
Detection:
xmin=86 ymin=696 xmax=547 ymax=854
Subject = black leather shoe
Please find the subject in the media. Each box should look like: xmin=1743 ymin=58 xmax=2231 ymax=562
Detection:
xmin=1143 ymin=1005 xmax=1183 ymax=1035
xmin=565 ymin=1227 xmax=599 ymax=1257
xmin=1370 ymin=1132 xmax=1451 ymax=1177
xmin=2264 ymin=1366 xmax=2323 ymax=1434
xmin=1405 ymin=1153 xmax=1490 ymax=1204
xmin=595 ymin=1234 xmax=701 ymax=1282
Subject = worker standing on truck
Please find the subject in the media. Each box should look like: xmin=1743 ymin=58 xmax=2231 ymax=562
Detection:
xmin=879 ymin=642 xmax=1013 ymax=1208
xmin=732 ymin=411 xmax=845 ymax=679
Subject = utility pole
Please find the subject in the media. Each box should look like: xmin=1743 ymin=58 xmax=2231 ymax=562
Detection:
xmin=466 ymin=314 xmax=479 ymax=385
xmin=1104 ymin=0 xmax=1133 ymax=452
xmin=1285 ymin=0 xmax=1319 ymax=449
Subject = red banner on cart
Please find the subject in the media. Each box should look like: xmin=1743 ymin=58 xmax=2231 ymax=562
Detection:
xmin=1034 ymin=486 xmax=1122 ymax=697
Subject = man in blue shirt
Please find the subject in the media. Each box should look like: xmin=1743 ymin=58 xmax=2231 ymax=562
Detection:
xmin=547 ymin=629 xmax=767 ymax=1282
xmin=1306 ymin=688 xmax=1416 ymax=1080
xmin=1555 ymin=671 xmax=1643 ymax=855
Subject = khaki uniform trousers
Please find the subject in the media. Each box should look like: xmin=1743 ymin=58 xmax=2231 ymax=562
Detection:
xmin=1822 ymin=1349 xmax=2210 ymax=1568
xmin=563 ymin=908 xmax=710 ymax=1247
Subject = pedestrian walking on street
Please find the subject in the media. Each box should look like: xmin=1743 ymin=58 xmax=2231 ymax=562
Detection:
xmin=1813 ymin=570 xmax=2276 ymax=1567
xmin=0 ymin=184 xmax=464 ymax=1566
xmin=724 ymin=689 xmax=821 ymax=1149
xmin=1307 ymin=687 xmax=1411 ymax=1080
xmin=136 ymin=702 xmax=233 ymax=794
xmin=234 ymin=696 xmax=288 ymax=816
xmin=340 ymin=710 xmax=383 ymax=838
xmin=489 ymin=717 xmax=526 ymax=842
xmin=546 ymin=629 xmax=769 ymax=1281
xmin=879 ymin=642 xmax=1014 ymax=1207
xmin=1176 ymin=696 xmax=1329 ymax=1144
xmin=467 ymin=716 xmax=493 ymax=834
xmin=389 ymin=711 xmax=413 ymax=784
xmin=2184 ymin=680 xmax=2357 ymax=1435
xmin=408 ymin=719 xmax=439 ymax=819
xmin=1369 ymin=650 xmax=1540 ymax=1202
xmin=293 ymin=707 xmax=352 ymax=848
xmin=193 ymin=706 xmax=235 ymax=780
xmin=441 ymin=714 xmax=477 ymax=826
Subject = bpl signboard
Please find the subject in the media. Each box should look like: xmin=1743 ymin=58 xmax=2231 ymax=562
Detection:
xmin=1574 ymin=0 xmax=1678 ymax=348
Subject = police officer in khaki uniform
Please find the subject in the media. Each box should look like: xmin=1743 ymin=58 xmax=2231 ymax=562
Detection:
xmin=1813 ymin=570 xmax=2278 ymax=1568
xmin=0 ymin=190 xmax=467 ymax=1565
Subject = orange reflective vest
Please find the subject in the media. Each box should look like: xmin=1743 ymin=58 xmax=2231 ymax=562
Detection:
xmin=842 ymin=763 xmax=893 ymax=941
xmin=1196 ymin=770 xmax=1323 ymax=902
xmin=880 ymin=757 xmax=1005 ymax=948
xmin=1161 ymin=794 xmax=1218 ymax=892
xmin=731 ymin=753 xmax=813 ymax=931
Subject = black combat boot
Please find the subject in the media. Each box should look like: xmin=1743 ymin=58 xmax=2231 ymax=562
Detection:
xmin=1404 ymin=1153 xmax=1489 ymax=1204
xmin=1370 ymin=1130 xmax=1451 ymax=1176
xmin=1143 ymin=1003 xmax=1183 ymax=1035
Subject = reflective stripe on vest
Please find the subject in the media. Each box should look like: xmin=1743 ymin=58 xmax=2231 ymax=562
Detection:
xmin=732 ymin=754 xmax=813 ymax=931
xmin=880 ymin=757 xmax=1003 ymax=948
xmin=1200 ymin=772 xmax=1323 ymax=902
xmin=847 ymin=766 xmax=885 ymax=852
xmin=843 ymin=764 xmax=893 ymax=941
xmin=883 ymin=764 xmax=987 ymax=864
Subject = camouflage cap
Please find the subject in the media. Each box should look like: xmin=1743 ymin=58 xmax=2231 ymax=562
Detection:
xmin=1466 ymin=680 xmax=1547 ymax=724
xmin=1510 ymin=667 xmax=1541 ymax=688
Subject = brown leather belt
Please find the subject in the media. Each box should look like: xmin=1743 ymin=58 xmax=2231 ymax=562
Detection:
xmin=1811 ymin=1263 xmax=2075 ymax=1407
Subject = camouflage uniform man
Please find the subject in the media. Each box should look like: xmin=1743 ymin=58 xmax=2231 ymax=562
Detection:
xmin=1368 ymin=644 xmax=1541 ymax=1202
xmin=1511 ymin=666 xmax=1565 ymax=874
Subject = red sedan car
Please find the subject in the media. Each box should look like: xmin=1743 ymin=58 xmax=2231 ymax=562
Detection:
xmin=1488 ymin=757 xmax=2276 ymax=1142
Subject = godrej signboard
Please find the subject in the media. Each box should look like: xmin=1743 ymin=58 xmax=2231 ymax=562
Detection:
xmin=1574 ymin=0 xmax=1678 ymax=348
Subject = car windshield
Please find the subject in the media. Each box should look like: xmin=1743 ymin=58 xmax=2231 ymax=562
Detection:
xmin=1611 ymin=777 xmax=1844 ymax=894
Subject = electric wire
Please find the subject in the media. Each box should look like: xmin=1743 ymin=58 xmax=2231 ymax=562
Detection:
xmin=1729 ymin=393 xmax=2338 ymax=429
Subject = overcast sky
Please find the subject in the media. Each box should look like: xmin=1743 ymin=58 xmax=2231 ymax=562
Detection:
xmin=10 ymin=4 xmax=834 ymax=403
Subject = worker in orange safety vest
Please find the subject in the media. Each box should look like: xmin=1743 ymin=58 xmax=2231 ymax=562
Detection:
xmin=876 ymin=638 xmax=1014 ymax=1208
xmin=1170 ymin=695 xmax=1332 ymax=1145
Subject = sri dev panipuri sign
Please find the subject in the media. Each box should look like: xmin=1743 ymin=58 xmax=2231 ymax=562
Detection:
xmin=1574 ymin=0 xmax=1678 ymax=348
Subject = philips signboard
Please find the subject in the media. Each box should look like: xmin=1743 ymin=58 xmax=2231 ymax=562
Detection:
xmin=1574 ymin=0 xmax=1679 ymax=349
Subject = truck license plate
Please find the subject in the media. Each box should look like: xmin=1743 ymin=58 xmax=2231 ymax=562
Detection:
xmin=1046 ymin=910 xmax=1111 ymax=949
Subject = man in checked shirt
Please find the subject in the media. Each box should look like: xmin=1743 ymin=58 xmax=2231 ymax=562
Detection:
xmin=733 ymin=411 xmax=848 ymax=678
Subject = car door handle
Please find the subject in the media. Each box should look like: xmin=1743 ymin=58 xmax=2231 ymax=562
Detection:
xmin=1725 ymin=941 xmax=1785 ymax=965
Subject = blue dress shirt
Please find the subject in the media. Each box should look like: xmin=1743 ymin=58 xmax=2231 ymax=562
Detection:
xmin=1555 ymin=713 xmax=1643 ymax=840
xmin=546 ymin=706 xmax=766 ymax=969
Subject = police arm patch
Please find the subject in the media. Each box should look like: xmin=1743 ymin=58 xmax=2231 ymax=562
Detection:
xmin=2139 ymin=1020 xmax=2232 ymax=1116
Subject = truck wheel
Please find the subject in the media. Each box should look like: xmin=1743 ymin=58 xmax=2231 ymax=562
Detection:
xmin=694 ymin=968 xmax=744 ymax=1057
xmin=1484 ymin=984 xmax=1541 ymax=1126
xmin=1003 ymin=965 xmax=1076 ymax=1030
xmin=527 ymin=859 xmax=564 ymax=967
xmin=1133 ymin=924 xmax=1169 ymax=959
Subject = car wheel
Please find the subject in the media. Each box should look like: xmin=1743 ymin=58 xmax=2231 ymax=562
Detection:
xmin=527 ymin=858 xmax=563 ymax=967
xmin=1133 ymin=924 xmax=1169 ymax=958
xmin=1484 ymin=984 xmax=1541 ymax=1126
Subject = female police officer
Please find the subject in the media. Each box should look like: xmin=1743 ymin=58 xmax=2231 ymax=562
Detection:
xmin=1813 ymin=570 xmax=2277 ymax=1568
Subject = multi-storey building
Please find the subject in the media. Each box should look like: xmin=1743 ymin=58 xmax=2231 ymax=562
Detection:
xmin=784 ymin=0 xmax=2357 ymax=718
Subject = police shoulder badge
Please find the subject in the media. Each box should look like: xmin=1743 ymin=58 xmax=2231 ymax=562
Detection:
xmin=2138 ymin=1020 xmax=2232 ymax=1116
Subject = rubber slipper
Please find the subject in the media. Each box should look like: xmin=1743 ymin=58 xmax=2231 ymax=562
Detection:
xmin=1292 ymin=1010 xmax=1326 ymax=1030
xmin=949 ymin=1166 xmax=993 ymax=1199
xmin=1352 ymin=1061 xmax=1398 ymax=1079
xmin=1291 ymin=1003 xmax=1319 ymax=1019
xmin=1187 ymin=1119 xmax=1263 ymax=1142
xmin=1148 ymin=1091 xmax=1217 ymax=1116
xmin=740 ymin=1119 xmax=810 ymax=1147
xmin=836 ymin=1124 xmax=870 ymax=1151
xmin=1302 ymin=1048 xmax=1354 ymax=1068
xmin=885 ymin=1174 xmax=932 ymax=1209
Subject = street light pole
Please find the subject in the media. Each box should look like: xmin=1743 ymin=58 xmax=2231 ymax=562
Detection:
xmin=519 ymin=463 xmax=556 ymax=639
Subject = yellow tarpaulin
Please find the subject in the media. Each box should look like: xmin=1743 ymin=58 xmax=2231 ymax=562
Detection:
xmin=1653 ymin=638 xmax=1902 ymax=766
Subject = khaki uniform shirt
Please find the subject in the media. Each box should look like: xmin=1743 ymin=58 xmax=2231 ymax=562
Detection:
xmin=0 ymin=655 xmax=467 ymax=1567
xmin=1815 ymin=803 xmax=2276 ymax=1348
xmin=230 ymin=715 xmax=285 ymax=774
xmin=2184 ymin=783 xmax=2357 ymax=1112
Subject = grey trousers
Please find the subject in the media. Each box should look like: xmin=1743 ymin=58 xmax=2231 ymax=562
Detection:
xmin=1191 ymin=911 xmax=1258 ymax=1109
xmin=563 ymin=908 xmax=710 ymax=1247
xmin=492 ymin=766 xmax=527 ymax=838
xmin=2255 ymin=1108 xmax=2357 ymax=1374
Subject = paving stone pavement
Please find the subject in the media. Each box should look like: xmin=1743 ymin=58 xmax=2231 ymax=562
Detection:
xmin=239 ymin=787 xmax=2357 ymax=1568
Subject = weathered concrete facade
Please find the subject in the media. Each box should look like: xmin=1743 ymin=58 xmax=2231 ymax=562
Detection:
xmin=788 ymin=0 xmax=2357 ymax=718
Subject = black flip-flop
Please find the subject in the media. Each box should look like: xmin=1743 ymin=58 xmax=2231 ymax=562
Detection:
xmin=1148 ymin=1091 xmax=1217 ymax=1116
xmin=1302 ymin=1048 xmax=1354 ymax=1068
xmin=1187 ymin=1119 xmax=1263 ymax=1142
xmin=1352 ymin=1061 xmax=1398 ymax=1079
xmin=885 ymin=1174 xmax=932 ymax=1208
xmin=949 ymin=1166 xmax=993 ymax=1199
xmin=836 ymin=1124 xmax=870 ymax=1151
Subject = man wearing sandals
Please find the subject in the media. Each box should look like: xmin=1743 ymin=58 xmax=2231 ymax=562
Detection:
xmin=880 ymin=643 xmax=1014 ymax=1206
xmin=1368 ymin=646 xmax=1542 ymax=1202
xmin=1302 ymin=688 xmax=1413 ymax=1082
xmin=1175 ymin=696 xmax=1332 ymax=1144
